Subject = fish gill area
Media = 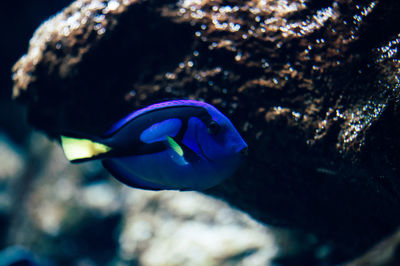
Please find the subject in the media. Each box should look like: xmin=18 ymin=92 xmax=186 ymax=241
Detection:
xmin=2 ymin=0 xmax=400 ymax=265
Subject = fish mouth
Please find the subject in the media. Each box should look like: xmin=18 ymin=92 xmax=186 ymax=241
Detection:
xmin=239 ymin=146 xmax=248 ymax=156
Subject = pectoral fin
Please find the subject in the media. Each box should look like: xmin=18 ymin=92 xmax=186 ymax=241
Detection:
xmin=165 ymin=136 xmax=201 ymax=165
xmin=166 ymin=136 xmax=188 ymax=165
xmin=61 ymin=136 xmax=111 ymax=162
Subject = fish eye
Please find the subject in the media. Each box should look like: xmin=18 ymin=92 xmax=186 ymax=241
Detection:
xmin=207 ymin=120 xmax=221 ymax=135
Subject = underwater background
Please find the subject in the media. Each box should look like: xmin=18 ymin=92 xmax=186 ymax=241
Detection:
xmin=2 ymin=0 xmax=400 ymax=265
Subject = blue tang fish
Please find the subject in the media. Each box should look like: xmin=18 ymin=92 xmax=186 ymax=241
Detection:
xmin=61 ymin=100 xmax=248 ymax=191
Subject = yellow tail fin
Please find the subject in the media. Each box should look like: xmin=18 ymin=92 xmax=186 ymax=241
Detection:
xmin=61 ymin=136 xmax=111 ymax=162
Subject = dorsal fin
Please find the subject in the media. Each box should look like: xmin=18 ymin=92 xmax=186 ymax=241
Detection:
xmin=103 ymin=100 xmax=211 ymax=136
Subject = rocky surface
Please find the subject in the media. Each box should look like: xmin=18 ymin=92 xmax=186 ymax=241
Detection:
xmin=10 ymin=0 xmax=400 ymax=263
xmin=345 ymin=227 xmax=400 ymax=266
xmin=0 ymin=132 xmax=280 ymax=265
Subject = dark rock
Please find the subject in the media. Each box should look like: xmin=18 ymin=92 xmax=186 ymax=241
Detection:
xmin=0 ymin=0 xmax=73 ymax=99
xmin=11 ymin=0 xmax=400 ymax=262
xmin=0 ymin=1 xmax=73 ymax=143
xmin=345 ymin=227 xmax=400 ymax=266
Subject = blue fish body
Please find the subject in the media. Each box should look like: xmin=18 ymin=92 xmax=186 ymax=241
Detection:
xmin=61 ymin=100 xmax=247 ymax=191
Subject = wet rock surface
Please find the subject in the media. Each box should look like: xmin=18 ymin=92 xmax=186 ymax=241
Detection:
xmin=10 ymin=0 xmax=400 ymax=263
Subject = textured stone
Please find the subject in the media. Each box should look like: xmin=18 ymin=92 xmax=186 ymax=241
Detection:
xmin=3 ymin=133 xmax=276 ymax=265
